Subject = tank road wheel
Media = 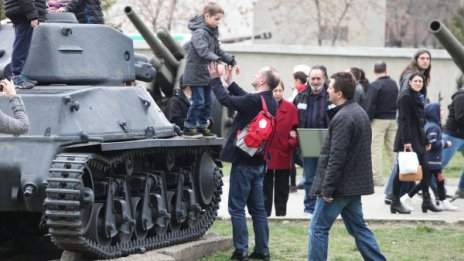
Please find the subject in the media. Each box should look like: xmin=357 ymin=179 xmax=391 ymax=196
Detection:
xmin=195 ymin=152 xmax=217 ymax=207
xmin=133 ymin=198 xmax=148 ymax=240
xmin=168 ymin=194 xmax=182 ymax=233
xmin=87 ymin=203 xmax=112 ymax=247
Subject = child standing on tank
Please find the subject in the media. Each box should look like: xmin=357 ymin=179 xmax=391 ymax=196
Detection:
xmin=182 ymin=2 xmax=239 ymax=138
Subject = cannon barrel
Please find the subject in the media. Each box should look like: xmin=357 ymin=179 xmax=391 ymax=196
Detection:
xmin=429 ymin=20 xmax=464 ymax=73
xmin=124 ymin=6 xmax=179 ymax=74
xmin=156 ymin=27 xmax=186 ymax=60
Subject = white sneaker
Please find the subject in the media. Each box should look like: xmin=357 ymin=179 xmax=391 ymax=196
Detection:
xmin=303 ymin=212 xmax=313 ymax=218
xmin=400 ymin=194 xmax=414 ymax=211
xmin=440 ymin=199 xmax=458 ymax=211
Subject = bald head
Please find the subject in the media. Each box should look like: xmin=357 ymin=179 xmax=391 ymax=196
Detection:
xmin=374 ymin=61 xmax=387 ymax=75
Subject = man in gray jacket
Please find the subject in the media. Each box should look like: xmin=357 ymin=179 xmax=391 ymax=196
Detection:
xmin=308 ymin=72 xmax=385 ymax=261
xmin=0 ymin=79 xmax=29 ymax=134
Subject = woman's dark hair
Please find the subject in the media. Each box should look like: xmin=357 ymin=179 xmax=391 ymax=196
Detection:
xmin=293 ymin=71 xmax=307 ymax=84
xmin=349 ymin=67 xmax=369 ymax=93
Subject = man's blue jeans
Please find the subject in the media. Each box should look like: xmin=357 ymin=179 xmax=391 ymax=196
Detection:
xmin=184 ymin=85 xmax=212 ymax=129
xmin=442 ymin=134 xmax=464 ymax=189
xmin=228 ymin=163 xmax=269 ymax=254
xmin=303 ymin=157 xmax=318 ymax=213
xmin=309 ymin=196 xmax=386 ymax=261
xmin=11 ymin=20 xmax=34 ymax=75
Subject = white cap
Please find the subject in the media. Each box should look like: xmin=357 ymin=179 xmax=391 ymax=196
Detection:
xmin=293 ymin=64 xmax=311 ymax=75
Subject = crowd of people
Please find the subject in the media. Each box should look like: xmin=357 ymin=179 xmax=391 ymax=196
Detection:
xmin=2 ymin=1 xmax=464 ymax=260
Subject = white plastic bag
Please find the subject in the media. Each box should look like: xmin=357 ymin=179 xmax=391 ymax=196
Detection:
xmin=398 ymin=151 xmax=419 ymax=174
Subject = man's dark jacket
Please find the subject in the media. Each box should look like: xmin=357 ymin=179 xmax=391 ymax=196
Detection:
xmin=4 ymin=0 xmax=47 ymax=23
xmin=444 ymin=89 xmax=464 ymax=139
xmin=292 ymin=85 xmax=329 ymax=128
xmin=365 ymin=75 xmax=398 ymax=121
xmin=311 ymin=101 xmax=374 ymax=197
xmin=210 ymin=77 xmax=277 ymax=165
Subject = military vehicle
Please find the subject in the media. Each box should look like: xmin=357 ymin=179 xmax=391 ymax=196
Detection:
xmin=429 ymin=20 xmax=464 ymax=73
xmin=0 ymin=12 xmax=224 ymax=259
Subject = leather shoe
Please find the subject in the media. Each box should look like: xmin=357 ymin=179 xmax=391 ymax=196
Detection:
xmin=231 ymin=250 xmax=248 ymax=261
xmin=249 ymin=252 xmax=270 ymax=260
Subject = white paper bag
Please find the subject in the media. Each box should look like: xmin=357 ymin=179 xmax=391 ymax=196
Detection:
xmin=398 ymin=151 xmax=419 ymax=174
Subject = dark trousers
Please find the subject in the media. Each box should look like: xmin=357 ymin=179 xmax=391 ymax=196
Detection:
xmin=393 ymin=153 xmax=431 ymax=196
xmin=263 ymin=169 xmax=290 ymax=216
xmin=11 ymin=20 xmax=34 ymax=75
xmin=408 ymin=170 xmax=446 ymax=200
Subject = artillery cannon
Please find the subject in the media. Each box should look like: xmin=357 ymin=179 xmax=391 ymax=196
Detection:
xmin=0 ymin=12 xmax=223 ymax=259
xmin=429 ymin=20 xmax=464 ymax=73
xmin=124 ymin=6 xmax=234 ymax=137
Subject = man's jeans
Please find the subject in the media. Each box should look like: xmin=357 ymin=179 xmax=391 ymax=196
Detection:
xmin=309 ymin=196 xmax=386 ymax=261
xmin=11 ymin=20 xmax=34 ymax=75
xmin=184 ymin=85 xmax=212 ymax=129
xmin=442 ymin=134 xmax=464 ymax=189
xmin=303 ymin=157 xmax=318 ymax=213
xmin=228 ymin=163 xmax=269 ymax=254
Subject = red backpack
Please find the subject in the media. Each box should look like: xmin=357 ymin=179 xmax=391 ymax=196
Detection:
xmin=235 ymin=96 xmax=276 ymax=158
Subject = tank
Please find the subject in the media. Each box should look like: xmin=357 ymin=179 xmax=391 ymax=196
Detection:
xmin=0 ymin=13 xmax=224 ymax=259
xmin=124 ymin=6 xmax=234 ymax=138
xmin=429 ymin=19 xmax=464 ymax=73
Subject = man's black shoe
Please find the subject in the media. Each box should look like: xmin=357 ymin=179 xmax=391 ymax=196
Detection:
xmin=249 ymin=252 xmax=270 ymax=260
xmin=231 ymin=251 xmax=248 ymax=261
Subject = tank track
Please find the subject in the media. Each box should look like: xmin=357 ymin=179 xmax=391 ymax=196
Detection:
xmin=44 ymin=148 xmax=223 ymax=259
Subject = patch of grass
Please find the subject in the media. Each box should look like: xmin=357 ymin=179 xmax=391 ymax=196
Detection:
xmin=201 ymin=219 xmax=464 ymax=261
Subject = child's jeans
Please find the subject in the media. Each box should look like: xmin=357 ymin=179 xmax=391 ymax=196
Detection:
xmin=184 ymin=85 xmax=212 ymax=129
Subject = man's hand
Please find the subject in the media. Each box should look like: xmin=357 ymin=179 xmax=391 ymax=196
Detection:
xmin=0 ymin=79 xmax=17 ymax=97
xmin=208 ymin=62 xmax=221 ymax=79
xmin=31 ymin=19 xmax=39 ymax=28
xmin=323 ymin=196 xmax=333 ymax=203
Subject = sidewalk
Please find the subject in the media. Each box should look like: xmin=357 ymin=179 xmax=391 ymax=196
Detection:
xmin=217 ymin=177 xmax=464 ymax=224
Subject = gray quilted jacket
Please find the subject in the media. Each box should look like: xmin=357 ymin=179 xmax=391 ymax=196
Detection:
xmin=310 ymin=101 xmax=374 ymax=197
xmin=0 ymin=95 xmax=29 ymax=135
xmin=182 ymin=15 xmax=236 ymax=86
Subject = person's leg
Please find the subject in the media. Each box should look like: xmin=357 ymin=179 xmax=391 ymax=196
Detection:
xmin=341 ymin=196 xmax=386 ymax=261
xmin=418 ymin=155 xmax=441 ymax=213
xmin=274 ymin=169 xmax=290 ymax=216
xmin=10 ymin=21 xmax=33 ymax=76
xmin=385 ymin=120 xmax=398 ymax=168
xmin=457 ymin=144 xmax=464 ymax=191
xmin=303 ymin=157 xmax=318 ymax=214
xmin=184 ymin=86 xmax=204 ymax=129
xmin=228 ymin=164 xmax=252 ymax=254
xmin=308 ymin=197 xmax=346 ymax=261
xmin=371 ymin=119 xmax=387 ymax=185
xmin=246 ymin=164 xmax=269 ymax=255
xmin=199 ymin=84 xmax=212 ymax=128
xmin=263 ymin=169 xmax=274 ymax=217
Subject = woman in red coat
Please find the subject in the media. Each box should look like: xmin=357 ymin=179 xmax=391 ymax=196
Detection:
xmin=264 ymin=82 xmax=299 ymax=216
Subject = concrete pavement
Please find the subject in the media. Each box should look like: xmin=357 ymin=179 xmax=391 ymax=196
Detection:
xmin=217 ymin=176 xmax=464 ymax=224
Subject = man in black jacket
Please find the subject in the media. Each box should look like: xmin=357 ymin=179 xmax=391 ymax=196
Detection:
xmin=365 ymin=61 xmax=399 ymax=186
xmin=4 ymin=0 xmax=47 ymax=89
xmin=209 ymin=62 xmax=278 ymax=261
xmin=441 ymin=79 xmax=464 ymax=198
xmin=309 ymin=72 xmax=385 ymax=261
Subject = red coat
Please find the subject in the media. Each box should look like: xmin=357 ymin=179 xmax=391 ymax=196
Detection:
xmin=267 ymin=99 xmax=299 ymax=170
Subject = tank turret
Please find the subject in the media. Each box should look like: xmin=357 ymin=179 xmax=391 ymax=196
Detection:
xmin=429 ymin=20 xmax=464 ymax=73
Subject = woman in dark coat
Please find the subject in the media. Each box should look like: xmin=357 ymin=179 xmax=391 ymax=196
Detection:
xmin=390 ymin=72 xmax=441 ymax=214
xmin=263 ymin=82 xmax=299 ymax=217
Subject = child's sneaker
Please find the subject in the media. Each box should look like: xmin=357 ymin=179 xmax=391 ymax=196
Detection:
xmin=12 ymin=75 xmax=35 ymax=89
xmin=198 ymin=127 xmax=217 ymax=139
xmin=182 ymin=127 xmax=203 ymax=139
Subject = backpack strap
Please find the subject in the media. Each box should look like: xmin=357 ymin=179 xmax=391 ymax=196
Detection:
xmin=260 ymin=96 xmax=268 ymax=112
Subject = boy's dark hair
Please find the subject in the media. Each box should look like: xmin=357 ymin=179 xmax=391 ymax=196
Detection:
xmin=264 ymin=67 xmax=280 ymax=90
xmin=374 ymin=61 xmax=387 ymax=74
xmin=330 ymin=72 xmax=356 ymax=100
xmin=203 ymin=2 xmax=224 ymax=16
xmin=293 ymin=71 xmax=307 ymax=84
